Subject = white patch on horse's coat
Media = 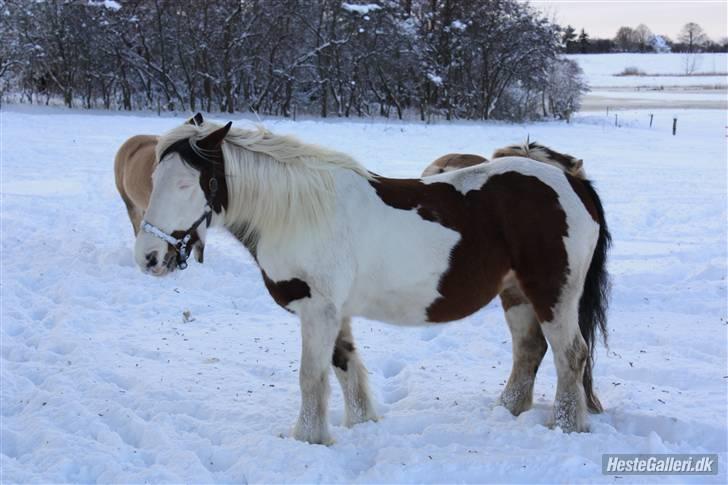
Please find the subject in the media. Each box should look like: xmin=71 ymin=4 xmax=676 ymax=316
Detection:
xmin=339 ymin=172 xmax=461 ymax=325
xmin=421 ymin=164 xmax=489 ymax=195
xmin=255 ymin=169 xmax=461 ymax=326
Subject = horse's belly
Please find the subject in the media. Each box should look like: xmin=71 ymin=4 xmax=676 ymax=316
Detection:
xmin=345 ymin=243 xmax=459 ymax=325
xmin=346 ymin=284 xmax=443 ymax=325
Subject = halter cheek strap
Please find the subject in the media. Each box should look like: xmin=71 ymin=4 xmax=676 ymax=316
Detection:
xmin=142 ymin=207 xmax=212 ymax=270
xmin=141 ymin=177 xmax=218 ymax=270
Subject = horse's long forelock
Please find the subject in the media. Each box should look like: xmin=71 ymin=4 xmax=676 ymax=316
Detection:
xmin=157 ymin=120 xmax=371 ymax=241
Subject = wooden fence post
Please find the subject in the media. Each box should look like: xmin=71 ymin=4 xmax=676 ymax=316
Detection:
xmin=673 ymin=117 xmax=677 ymax=136
xmin=615 ymin=114 xmax=618 ymax=127
xmin=649 ymin=113 xmax=654 ymax=128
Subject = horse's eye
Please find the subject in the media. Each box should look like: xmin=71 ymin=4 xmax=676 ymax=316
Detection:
xmin=178 ymin=181 xmax=193 ymax=190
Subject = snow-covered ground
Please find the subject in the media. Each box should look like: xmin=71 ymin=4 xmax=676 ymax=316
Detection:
xmin=569 ymin=53 xmax=728 ymax=87
xmin=1 ymin=105 xmax=726 ymax=483
xmin=569 ymin=53 xmax=727 ymax=110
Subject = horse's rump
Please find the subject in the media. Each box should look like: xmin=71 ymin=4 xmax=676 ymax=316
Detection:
xmin=370 ymin=161 xmax=585 ymax=324
xmin=421 ymin=153 xmax=488 ymax=176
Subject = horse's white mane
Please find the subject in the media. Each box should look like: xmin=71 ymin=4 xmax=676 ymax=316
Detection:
xmin=157 ymin=120 xmax=371 ymax=240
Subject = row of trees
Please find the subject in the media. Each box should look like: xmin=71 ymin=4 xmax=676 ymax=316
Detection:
xmin=561 ymin=22 xmax=727 ymax=54
xmin=0 ymin=0 xmax=587 ymax=121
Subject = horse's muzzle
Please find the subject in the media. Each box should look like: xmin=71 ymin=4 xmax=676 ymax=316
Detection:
xmin=143 ymin=249 xmax=177 ymax=276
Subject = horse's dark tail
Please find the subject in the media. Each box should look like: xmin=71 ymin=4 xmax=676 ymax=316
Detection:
xmin=578 ymin=179 xmax=611 ymax=413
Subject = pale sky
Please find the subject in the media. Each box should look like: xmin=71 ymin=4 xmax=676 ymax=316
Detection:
xmin=526 ymin=1 xmax=728 ymax=41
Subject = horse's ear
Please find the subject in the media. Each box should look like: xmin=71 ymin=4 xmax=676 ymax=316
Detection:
xmin=574 ymin=159 xmax=584 ymax=170
xmin=198 ymin=122 xmax=232 ymax=151
xmin=188 ymin=113 xmax=204 ymax=126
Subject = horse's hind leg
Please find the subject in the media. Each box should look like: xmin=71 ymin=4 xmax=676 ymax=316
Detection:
xmin=332 ymin=317 xmax=377 ymax=426
xmin=498 ymin=281 xmax=547 ymax=416
xmin=538 ymin=288 xmax=590 ymax=433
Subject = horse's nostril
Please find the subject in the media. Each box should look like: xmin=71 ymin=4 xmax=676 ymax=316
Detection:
xmin=145 ymin=251 xmax=158 ymax=268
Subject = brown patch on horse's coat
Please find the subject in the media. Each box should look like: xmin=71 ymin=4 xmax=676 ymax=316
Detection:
xmin=261 ymin=271 xmax=312 ymax=310
xmin=159 ymin=136 xmax=228 ymax=214
xmin=565 ymin=334 xmax=589 ymax=374
xmin=332 ymin=339 xmax=355 ymax=371
xmin=369 ymin=172 xmax=569 ymax=323
xmin=565 ymin=175 xmax=599 ymax=222
xmin=421 ymin=153 xmax=488 ymax=177
xmin=500 ymin=284 xmax=529 ymax=312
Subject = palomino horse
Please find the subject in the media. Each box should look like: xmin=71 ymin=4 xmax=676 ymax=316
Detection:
xmin=421 ymin=153 xmax=489 ymax=176
xmin=422 ymin=141 xmax=585 ymax=178
xmin=114 ymin=134 xmax=156 ymax=234
xmin=134 ymin=114 xmax=611 ymax=444
xmin=114 ymin=114 xmax=205 ymax=268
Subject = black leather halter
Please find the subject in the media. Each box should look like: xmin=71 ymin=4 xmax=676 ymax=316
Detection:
xmin=141 ymin=177 xmax=218 ymax=270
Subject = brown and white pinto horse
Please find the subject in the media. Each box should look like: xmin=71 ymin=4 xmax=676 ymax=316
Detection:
xmin=422 ymin=141 xmax=586 ymax=178
xmin=133 ymin=114 xmax=611 ymax=444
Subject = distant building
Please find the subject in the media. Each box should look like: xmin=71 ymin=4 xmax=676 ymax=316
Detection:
xmin=651 ymin=35 xmax=672 ymax=53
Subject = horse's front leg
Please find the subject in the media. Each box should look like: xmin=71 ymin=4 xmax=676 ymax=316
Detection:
xmin=332 ymin=317 xmax=377 ymax=426
xmin=293 ymin=301 xmax=341 ymax=445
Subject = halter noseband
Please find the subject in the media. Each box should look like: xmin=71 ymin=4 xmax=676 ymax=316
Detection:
xmin=141 ymin=177 xmax=219 ymax=270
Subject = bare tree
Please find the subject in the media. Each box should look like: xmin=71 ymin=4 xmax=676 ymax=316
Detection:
xmin=546 ymin=58 xmax=588 ymax=121
xmin=634 ymin=24 xmax=652 ymax=52
xmin=614 ymin=26 xmax=637 ymax=52
xmin=679 ymin=22 xmax=708 ymax=53
xmin=1 ymin=0 xmax=582 ymax=122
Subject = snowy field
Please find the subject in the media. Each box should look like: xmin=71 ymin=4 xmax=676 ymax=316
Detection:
xmin=568 ymin=53 xmax=728 ymax=87
xmin=569 ymin=53 xmax=727 ymax=111
xmin=1 ymin=105 xmax=726 ymax=483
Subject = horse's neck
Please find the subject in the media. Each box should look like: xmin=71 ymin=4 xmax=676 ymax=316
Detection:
xmin=222 ymin=154 xmax=359 ymax=250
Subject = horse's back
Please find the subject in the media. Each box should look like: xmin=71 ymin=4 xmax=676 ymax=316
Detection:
xmin=114 ymin=134 xmax=157 ymax=209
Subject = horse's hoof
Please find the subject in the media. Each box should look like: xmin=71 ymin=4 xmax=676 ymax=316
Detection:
xmin=292 ymin=425 xmax=333 ymax=445
xmin=344 ymin=413 xmax=379 ymax=427
xmin=548 ymin=415 xmax=590 ymax=433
